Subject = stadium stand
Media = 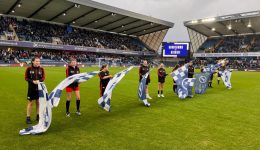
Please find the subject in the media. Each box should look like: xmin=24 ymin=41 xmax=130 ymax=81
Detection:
xmin=184 ymin=10 xmax=260 ymax=55
xmin=198 ymin=35 xmax=260 ymax=53
xmin=184 ymin=10 xmax=260 ymax=70
xmin=0 ymin=0 xmax=174 ymax=66
xmin=0 ymin=15 xmax=150 ymax=52
xmin=193 ymin=57 xmax=260 ymax=70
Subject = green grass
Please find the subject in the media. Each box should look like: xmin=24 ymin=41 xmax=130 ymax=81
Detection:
xmin=0 ymin=67 xmax=259 ymax=150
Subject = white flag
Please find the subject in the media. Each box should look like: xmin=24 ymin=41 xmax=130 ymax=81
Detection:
xmin=49 ymin=71 xmax=99 ymax=107
xmin=219 ymin=70 xmax=232 ymax=89
xmin=19 ymin=82 xmax=52 ymax=135
xmin=19 ymin=71 xmax=98 ymax=135
xmin=98 ymin=66 xmax=133 ymax=112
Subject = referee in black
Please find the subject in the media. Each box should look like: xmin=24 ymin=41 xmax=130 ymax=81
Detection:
xmin=24 ymin=57 xmax=45 ymax=124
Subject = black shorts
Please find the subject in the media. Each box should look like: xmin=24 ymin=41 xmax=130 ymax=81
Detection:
xmin=100 ymin=86 xmax=105 ymax=96
xmin=100 ymin=83 xmax=108 ymax=96
xmin=158 ymin=78 xmax=165 ymax=83
xmin=27 ymin=89 xmax=39 ymax=101
xmin=188 ymin=75 xmax=193 ymax=78
xmin=139 ymin=78 xmax=150 ymax=85
xmin=210 ymin=74 xmax=214 ymax=80
xmin=146 ymin=79 xmax=150 ymax=85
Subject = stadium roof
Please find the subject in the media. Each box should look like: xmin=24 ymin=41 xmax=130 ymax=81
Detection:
xmin=184 ymin=10 xmax=260 ymax=37
xmin=0 ymin=0 xmax=174 ymax=36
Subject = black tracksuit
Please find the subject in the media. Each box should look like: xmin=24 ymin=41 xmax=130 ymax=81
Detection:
xmin=99 ymin=71 xmax=110 ymax=96
xmin=25 ymin=66 xmax=45 ymax=100
xmin=188 ymin=65 xmax=194 ymax=78
xmin=158 ymin=68 xmax=167 ymax=83
xmin=66 ymin=66 xmax=80 ymax=89
xmin=139 ymin=65 xmax=150 ymax=85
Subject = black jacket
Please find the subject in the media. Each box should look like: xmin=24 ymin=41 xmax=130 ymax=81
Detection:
xmin=66 ymin=66 xmax=80 ymax=88
xmin=25 ymin=66 xmax=45 ymax=90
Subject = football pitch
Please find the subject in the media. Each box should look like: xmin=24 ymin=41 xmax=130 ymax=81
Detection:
xmin=0 ymin=67 xmax=259 ymax=150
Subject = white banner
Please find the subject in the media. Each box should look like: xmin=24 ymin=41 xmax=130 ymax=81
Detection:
xmin=98 ymin=66 xmax=133 ymax=112
xmin=19 ymin=83 xmax=52 ymax=135
xmin=19 ymin=71 xmax=99 ymax=135
xmin=219 ymin=70 xmax=232 ymax=89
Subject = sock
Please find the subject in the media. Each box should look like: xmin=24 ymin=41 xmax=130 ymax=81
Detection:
xmin=173 ymin=85 xmax=177 ymax=93
xmin=161 ymin=90 xmax=163 ymax=94
xmin=26 ymin=116 xmax=30 ymax=120
xmin=66 ymin=100 xmax=70 ymax=113
xmin=158 ymin=90 xmax=160 ymax=94
xmin=218 ymin=80 xmax=220 ymax=84
xmin=76 ymin=99 xmax=80 ymax=112
xmin=36 ymin=114 xmax=39 ymax=120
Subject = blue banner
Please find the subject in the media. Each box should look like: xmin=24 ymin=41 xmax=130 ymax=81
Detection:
xmin=194 ymin=72 xmax=210 ymax=94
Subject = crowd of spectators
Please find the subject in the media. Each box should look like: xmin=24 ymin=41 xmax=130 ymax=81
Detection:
xmin=0 ymin=49 xmax=17 ymax=63
xmin=198 ymin=35 xmax=260 ymax=53
xmin=0 ymin=48 xmax=148 ymax=65
xmin=1 ymin=48 xmax=260 ymax=69
xmin=193 ymin=57 xmax=260 ymax=69
xmin=0 ymin=16 xmax=150 ymax=52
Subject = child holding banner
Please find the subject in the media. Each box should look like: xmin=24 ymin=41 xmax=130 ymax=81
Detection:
xmin=172 ymin=64 xmax=180 ymax=94
xmin=65 ymin=58 xmax=81 ymax=117
xmin=99 ymin=64 xmax=113 ymax=96
xmin=139 ymin=60 xmax=152 ymax=99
